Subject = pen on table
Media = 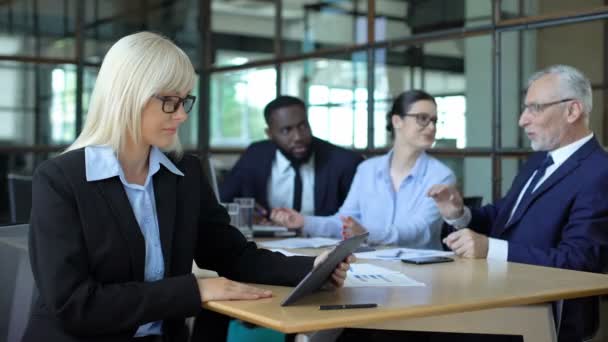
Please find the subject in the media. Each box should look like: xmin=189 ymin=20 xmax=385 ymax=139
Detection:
xmin=378 ymin=249 xmax=403 ymax=258
xmin=319 ymin=303 xmax=378 ymax=310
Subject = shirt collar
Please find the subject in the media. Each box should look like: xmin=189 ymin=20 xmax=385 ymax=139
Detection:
xmin=376 ymin=149 xmax=429 ymax=181
xmin=275 ymin=150 xmax=292 ymax=174
xmin=85 ymin=145 xmax=184 ymax=183
xmin=548 ymin=133 xmax=594 ymax=167
xmin=274 ymin=150 xmax=314 ymax=173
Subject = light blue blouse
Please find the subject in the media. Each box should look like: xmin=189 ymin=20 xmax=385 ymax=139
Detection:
xmin=302 ymin=151 xmax=455 ymax=249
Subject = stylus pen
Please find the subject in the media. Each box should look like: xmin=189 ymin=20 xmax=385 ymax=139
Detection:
xmin=319 ymin=303 xmax=378 ymax=310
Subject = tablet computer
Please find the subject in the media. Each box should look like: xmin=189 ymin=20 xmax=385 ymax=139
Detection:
xmin=280 ymin=232 xmax=369 ymax=306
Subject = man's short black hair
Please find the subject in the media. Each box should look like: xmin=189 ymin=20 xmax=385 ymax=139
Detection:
xmin=263 ymin=95 xmax=306 ymax=125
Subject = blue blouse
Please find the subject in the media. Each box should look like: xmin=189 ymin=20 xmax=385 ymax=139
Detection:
xmin=303 ymin=151 xmax=455 ymax=249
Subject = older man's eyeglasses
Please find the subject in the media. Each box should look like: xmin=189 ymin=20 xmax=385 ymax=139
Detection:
xmin=153 ymin=94 xmax=196 ymax=114
xmin=521 ymin=98 xmax=574 ymax=115
xmin=402 ymin=113 xmax=438 ymax=128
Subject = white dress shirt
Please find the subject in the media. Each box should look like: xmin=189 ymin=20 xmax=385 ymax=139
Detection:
xmin=267 ymin=151 xmax=315 ymax=215
xmin=446 ymin=133 xmax=594 ymax=260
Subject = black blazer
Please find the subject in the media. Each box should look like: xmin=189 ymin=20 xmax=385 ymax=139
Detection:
xmin=220 ymin=137 xmax=363 ymax=216
xmin=23 ymin=149 xmax=314 ymax=342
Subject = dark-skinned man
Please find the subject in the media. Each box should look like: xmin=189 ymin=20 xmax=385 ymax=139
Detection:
xmin=221 ymin=95 xmax=363 ymax=220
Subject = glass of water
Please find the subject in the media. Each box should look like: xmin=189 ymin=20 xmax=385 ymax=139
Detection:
xmin=225 ymin=202 xmax=240 ymax=228
xmin=234 ymin=197 xmax=254 ymax=237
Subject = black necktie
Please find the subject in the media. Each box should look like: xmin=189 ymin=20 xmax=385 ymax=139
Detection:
xmin=292 ymin=162 xmax=302 ymax=212
xmin=509 ymin=154 xmax=554 ymax=223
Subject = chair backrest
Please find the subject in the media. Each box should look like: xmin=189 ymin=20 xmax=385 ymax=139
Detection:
xmin=462 ymin=196 xmax=483 ymax=209
xmin=0 ymin=224 xmax=36 ymax=342
xmin=7 ymin=174 xmax=33 ymax=224
xmin=200 ymin=156 xmax=220 ymax=202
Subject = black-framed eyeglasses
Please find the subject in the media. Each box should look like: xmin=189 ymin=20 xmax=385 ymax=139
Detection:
xmin=521 ymin=98 xmax=574 ymax=115
xmin=152 ymin=94 xmax=196 ymax=114
xmin=401 ymin=113 xmax=438 ymax=128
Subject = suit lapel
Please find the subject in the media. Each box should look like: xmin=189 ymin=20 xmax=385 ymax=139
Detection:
xmin=153 ymin=167 xmax=177 ymax=275
xmin=96 ymin=178 xmax=146 ymax=280
xmin=257 ymin=144 xmax=276 ymax=210
xmin=500 ymin=138 xmax=599 ymax=234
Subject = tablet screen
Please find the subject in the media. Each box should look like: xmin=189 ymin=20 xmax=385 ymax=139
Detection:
xmin=280 ymin=232 xmax=369 ymax=306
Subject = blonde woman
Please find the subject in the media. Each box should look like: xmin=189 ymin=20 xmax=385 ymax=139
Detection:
xmin=23 ymin=32 xmax=351 ymax=342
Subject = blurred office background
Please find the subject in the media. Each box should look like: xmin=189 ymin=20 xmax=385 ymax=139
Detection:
xmin=0 ymin=0 xmax=607 ymax=224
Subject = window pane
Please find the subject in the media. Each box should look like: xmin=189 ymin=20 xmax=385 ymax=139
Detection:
xmin=501 ymin=0 xmax=603 ymax=19
xmin=436 ymin=95 xmax=466 ymax=148
xmin=374 ymin=99 xmax=389 ymax=148
xmin=281 ymin=53 xmax=367 ymax=148
xmin=147 ymin=0 xmax=201 ymax=68
xmin=0 ymin=62 xmax=75 ymax=146
xmin=180 ymin=74 xmax=200 ymax=150
xmin=377 ymin=0 xmax=491 ymax=41
xmin=435 ymin=156 xmax=491 ymax=204
xmin=212 ymin=0 xmax=274 ymax=67
xmin=84 ymin=0 xmax=200 ymax=68
xmin=501 ymin=156 xmax=529 ymax=197
xmin=0 ymin=0 xmax=76 ymax=59
xmin=82 ymin=67 xmax=98 ymax=121
xmin=374 ymin=34 xmax=490 ymax=148
xmin=282 ymin=1 xmax=366 ymax=57
xmin=210 ymin=67 xmax=276 ymax=147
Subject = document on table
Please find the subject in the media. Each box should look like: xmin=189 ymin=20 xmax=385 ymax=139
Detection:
xmin=267 ymin=248 xmax=306 ymax=257
xmin=252 ymin=225 xmax=288 ymax=232
xmin=252 ymin=225 xmax=296 ymax=237
xmin=345 ymin=263 xmax=424 ymax=287
xmin=258 ymin=237 xmax=340 ymax=249
xmin=354 ymin=247 xmax=454 ymax=260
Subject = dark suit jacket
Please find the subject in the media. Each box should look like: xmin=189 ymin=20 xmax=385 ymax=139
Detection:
xmin=220 ymin=137 xmax=363 ymax=216
xmin=469 ymin=137 xmax=608 ymax=342
xmin=23 ymin=149 xmax=314 ymax=342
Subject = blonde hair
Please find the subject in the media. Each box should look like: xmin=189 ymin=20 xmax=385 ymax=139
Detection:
xmin=67 ymin=31 xmax=195 ymax=156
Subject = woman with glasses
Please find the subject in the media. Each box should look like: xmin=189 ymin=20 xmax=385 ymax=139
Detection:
xmin=271 ymin=90 xmax=455 ymax=249
xmin=23 ymin=32 xmax=352 ymax=342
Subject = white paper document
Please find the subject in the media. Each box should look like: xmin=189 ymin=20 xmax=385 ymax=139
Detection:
xmin=252 ymin=225 xmax=288 ymax=232
xmin=345 ymin=263 xmax=424 ymax=287
xmin=258 ymin=237 xmax=340 ymax=249
xmin=354 ymin=247 xmax=454 ymax=260
xmin=267 ymin=248 xmax=306 ymax=257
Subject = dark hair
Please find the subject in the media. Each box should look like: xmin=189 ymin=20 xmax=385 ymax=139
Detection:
xmin=386 ymin=90 xmax=436 ymax=136
xmin=263 ymin=95 xmax=306 ymax=125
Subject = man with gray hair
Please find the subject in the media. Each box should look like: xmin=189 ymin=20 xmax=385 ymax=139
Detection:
xmin=428 ymin=65 xmax=608 ymax=342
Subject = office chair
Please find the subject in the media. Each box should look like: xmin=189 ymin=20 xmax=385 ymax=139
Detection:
xmin=0 ymin=224 xmax=36 ymax=342
xmin=440 ymin=196 xmax=483 ymax=251
xmin=582 ymin=254 xmax=608 ymax=342
xmin=199 ymin=156 xmax=220 ymax=202
xmin=7 ymin=174 xmax=33 ymax=224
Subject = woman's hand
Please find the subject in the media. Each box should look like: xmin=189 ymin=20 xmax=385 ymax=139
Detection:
xmin=313 ymin=250 xmax=356 ymax=288
xmin=196 ymin=277 xmax=273 ymax=303
xmin=270 ymin=208 xmax=304 ymax=229
xmin=427 ymin=184 xmax=464 ymax=219
xmin=340 ymin=216 xmax=367 ymax=239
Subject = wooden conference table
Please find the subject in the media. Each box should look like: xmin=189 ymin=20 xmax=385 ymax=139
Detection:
xmin=201 ymin=245 xmax=608 ymax=341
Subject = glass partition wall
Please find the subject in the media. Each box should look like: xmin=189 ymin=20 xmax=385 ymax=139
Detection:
xmin=1 ymin=0 xmax=608 ymax=222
